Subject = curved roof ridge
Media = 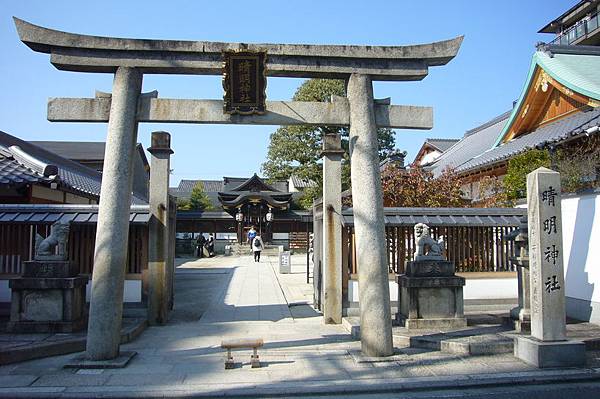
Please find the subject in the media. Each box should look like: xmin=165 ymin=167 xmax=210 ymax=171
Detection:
xmin=493 ymin=48 xmax=600 ymax=147
xmin=228 ymin=173 xmax=279 ymax=193
xmin=8 ymin=145 xmax=58 ymax=177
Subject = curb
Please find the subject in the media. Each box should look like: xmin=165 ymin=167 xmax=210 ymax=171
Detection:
xmin=1 ymin=367 xmax=599 ymax=398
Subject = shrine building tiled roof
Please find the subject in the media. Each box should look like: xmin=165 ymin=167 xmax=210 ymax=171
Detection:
xmin=0 ymin=130 xmax=147 ymax=204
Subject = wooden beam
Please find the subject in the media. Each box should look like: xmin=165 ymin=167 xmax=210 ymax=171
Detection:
xmin=47 ymin=97 xmax=433 ymax=129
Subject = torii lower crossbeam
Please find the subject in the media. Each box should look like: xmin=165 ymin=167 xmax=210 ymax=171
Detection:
xmin=48 ymin=97 xmax=433 ymax=129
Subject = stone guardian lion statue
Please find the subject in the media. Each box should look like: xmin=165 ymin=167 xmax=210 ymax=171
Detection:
xmin=413 ymin=223 xmax=445 ymax=261
xmin=34 ymin=221 xmax=70 ymax=260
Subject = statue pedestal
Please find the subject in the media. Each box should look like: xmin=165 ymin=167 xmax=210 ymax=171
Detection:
xmin=396 ymin=260 xmax=466 ymax=330
xmin=8 ymin=261 xmax=88 ymax=333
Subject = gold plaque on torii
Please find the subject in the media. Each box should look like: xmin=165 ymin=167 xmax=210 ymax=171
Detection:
xmin=222 ymin=51 xmax=267 ymax=115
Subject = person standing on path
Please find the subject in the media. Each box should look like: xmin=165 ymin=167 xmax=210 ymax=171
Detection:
xmin=252 ymin=235 xmax=264 ymax=262
xmin=207 ymin=234 xmax=215 ymax=257
xmin=247 ymin=226 xmax=257 ymax=246
xmin=196 ymin=233 xmax=206 ymax=258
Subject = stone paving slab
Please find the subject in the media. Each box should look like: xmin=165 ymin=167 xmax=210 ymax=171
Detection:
xmin=0 ymin=374 xmax=38 ymax=387
xmin=32 ymin=373 xmax=110 ymax=387
xmin=1 ymin=369 xmax=599 ymax=398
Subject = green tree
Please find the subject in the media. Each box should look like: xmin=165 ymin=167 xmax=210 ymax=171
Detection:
xmin=177 ymin=182 xmax=215 ymax=211
xmin=261 ymin=78 xmax=396 ymax=208
xmin=176 ymin=198 xmax=192 ymax=211
xmin=503 ymin=149 xmax=551 ymax=201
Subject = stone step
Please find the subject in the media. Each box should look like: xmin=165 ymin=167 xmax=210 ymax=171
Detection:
xmin=342 ymin=317 xmax=515 ymax=356
xmin=464 ymin=304 xmax=516 ymax=313
xmin=464 ymin=299 xmax=517 ymax=313
xmin=392 ymin=327 xmax=515 ymax=356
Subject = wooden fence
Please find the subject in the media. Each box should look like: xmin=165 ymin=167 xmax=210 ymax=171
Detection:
xmin=344 ymin=225 xmax=518 ymax=276
xmin=0 ymin=223 xmax=148 ymax=276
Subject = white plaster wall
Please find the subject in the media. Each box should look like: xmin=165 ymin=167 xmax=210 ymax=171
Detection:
xmin=85 ymin=280 xmax=141 ymax=303
xmin=561 ymin=193 xmax=600 ymax=303
xmin=419 ymin=150 xmax=441 ymax=165
xmin=517 ymin=193 xmax=600 ymax=321
xmin=347 ymin=277 xmax=517 ymax=303
xmin=462 ymin=278 xmax=517 ymax=299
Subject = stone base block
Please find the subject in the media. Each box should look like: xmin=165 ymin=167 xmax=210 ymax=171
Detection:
xmin=7 ymin=317 xmax=87 ymax=333
xmin=405 ymin=260 xmax=455 ymax=277
xmin=8 ymin=275 xmax=88 ymax=333
xmin=64 ymin=351 xmax=137 ymax=369
xmin=396 ymin=315 xmax=467 ymax=330
xmin=22 ymin=261 xmax=78 ymax=278
xmin=396 ymin=272 xmax=466 ymax=331
xmin=514 ymin=336 xmax=586 ymax=368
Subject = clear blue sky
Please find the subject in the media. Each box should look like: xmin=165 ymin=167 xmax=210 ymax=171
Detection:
xmin=0 ymin=0 xmax=574 ymax=185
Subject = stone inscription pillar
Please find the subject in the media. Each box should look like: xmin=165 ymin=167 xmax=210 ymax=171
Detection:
xmin=527 ymin=167 xmax=566 ymax=341
xmin=347 ymin=73 xmax=393 ymax=357
xmin=514 ymin=167 xmax=585 ymax=368
xmin=321 ymin=133 xmax=344 ymax=324
xmin=147 ymin=131 xmax=173 ymax=325
xmin=86 ymin=67 xmax=143 ymax=360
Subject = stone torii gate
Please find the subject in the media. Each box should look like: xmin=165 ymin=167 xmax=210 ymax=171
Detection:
xmin=14 ymin=17 xmax=462 ymax=360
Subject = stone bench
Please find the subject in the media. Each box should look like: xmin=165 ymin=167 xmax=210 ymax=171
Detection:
xmin=221 ymin=338 xmax=264 ymax=369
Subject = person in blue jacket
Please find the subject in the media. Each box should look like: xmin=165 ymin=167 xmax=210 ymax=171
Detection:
xmin=247 ymin=226 xmax=257 ymax=246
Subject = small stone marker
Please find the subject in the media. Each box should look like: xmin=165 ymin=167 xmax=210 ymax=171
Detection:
xmin=514 ymin=167 xmax=585 ymax=368
xmin=279 ymin=250 xmax=291 ymax=274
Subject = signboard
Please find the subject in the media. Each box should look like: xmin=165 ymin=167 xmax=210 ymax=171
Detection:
xmin=279 ymin=250 xmax=291 ymax=274
xmin=223 ymin=51 xmax=267 ymax=115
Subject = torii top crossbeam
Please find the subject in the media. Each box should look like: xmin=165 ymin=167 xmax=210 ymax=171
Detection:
xmin=14 ymin=17 xmax=462 ymax=81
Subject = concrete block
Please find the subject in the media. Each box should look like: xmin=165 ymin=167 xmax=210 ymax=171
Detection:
xmin=514 ymin=336 xmax=586 ymax=368
xmin=397 ymin=316 xmax=467 ymax=330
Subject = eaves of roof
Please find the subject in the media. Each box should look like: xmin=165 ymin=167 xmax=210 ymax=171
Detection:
xmin=493 ymin=48 xmax=600 ymax=147
xmin=341 ymin=207 xmax=525 ymax=227
xmin=458 ymin=107 xmax=600 ymax=175
xmin=538 ymin=1 xmax=593 ymax=33
xmin=0 ymin=204 xmax=150 ymax=224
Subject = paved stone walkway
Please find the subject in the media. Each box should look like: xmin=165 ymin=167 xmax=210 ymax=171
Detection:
xmin=1 ymin=253 xmax=600 ymax=398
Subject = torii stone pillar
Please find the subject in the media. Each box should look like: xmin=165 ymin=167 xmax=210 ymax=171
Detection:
xmin=147 ymin=131 xmax=174 ymax=325
xmin=321 ymin=133 xmax=344 ymax=324
xmin=86 ymin=67 xmax=143 ymax=361
xmin=347 ymin=74 xmax=393 ymax=357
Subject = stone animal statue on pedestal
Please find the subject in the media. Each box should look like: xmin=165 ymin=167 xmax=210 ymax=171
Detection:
xmin=34 ymin=221 xmax=70 ymax=260
xmin=413 ymin=223 xmax=445 ymax=261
